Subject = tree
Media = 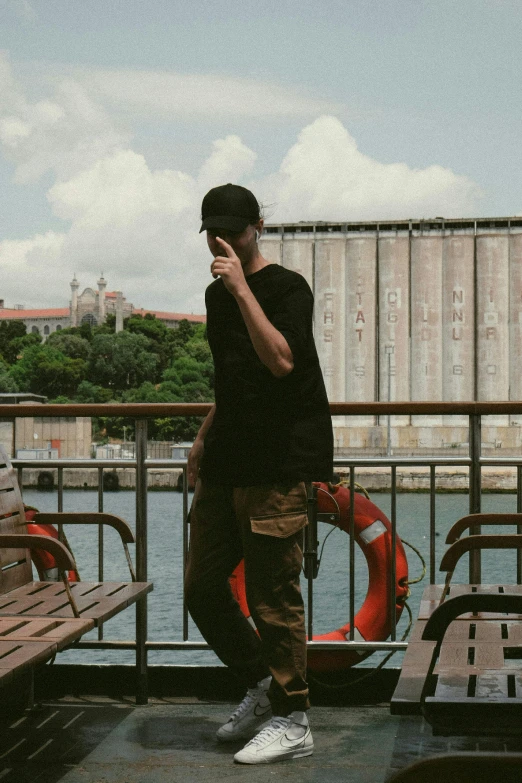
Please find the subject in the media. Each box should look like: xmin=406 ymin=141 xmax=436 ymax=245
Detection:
xmin=10 ymin=344 xmax=86 ymax=398
xmin=125 ymin=314 xmax=173 ymax=378
xmin=46 ymin=332 xmax=91 ymax=361
xmin=89 ymin=331 xmax=158 ymax=391
xmin=0 ymin=360 xmax=18 ymax=392
xmin=75 ymin=380 xmax=114 ymax=403
xmin=0 ymin=320 xmax=27 ymax=364
xmin=0 ymin=326 xmax=41 ymax=366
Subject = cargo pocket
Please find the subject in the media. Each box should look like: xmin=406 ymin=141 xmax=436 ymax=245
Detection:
xmin=250 ymin=512 xmax=308 ymax=538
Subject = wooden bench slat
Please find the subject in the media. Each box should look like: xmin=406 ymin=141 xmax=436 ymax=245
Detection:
xmin=419 ymin=584 xmax=522 ymax=620
xmin=0 ymin=581 xmax=153 ymax=625
xmin=0 ymin=639 xmax=57 ymax=671
xmin=0 ymin=617 xmax=93 ymax=648
xmin=475 ymin=671 xmax=511 ymax=700
xmin=390 ymin=639 xmax=437 ymax=715
xmin=475 ymin=644 xmax=513 ymax=668
xmin=1 ymin=560 xmax=35 ymax=594
xmin=433 ymin=672 xmax=469 ymax=700
xmin=437 ymin=644 xmax=472 ymax=668
xmin=390 ymin=670 xmax=430 ymax=715
xmin=0 ymin=491 xmax=19 ymax=515
xmin=506 ymin=624 xmax=522 ymax=643
xmin=0 ymin=470 xmax=15 ymax=491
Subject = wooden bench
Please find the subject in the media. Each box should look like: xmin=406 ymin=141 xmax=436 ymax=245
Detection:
xmin=0 ymin=445 xmax=153 ymax=702
xmin=391 ymin=513 xmax=522 ymax=735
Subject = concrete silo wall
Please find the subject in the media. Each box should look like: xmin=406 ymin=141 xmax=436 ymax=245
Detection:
xmin=259 ymin=219 xmax=522 ymax=454
xmin=410 ymin=234 xmax=443 ymax=428
xmin=509 ymin=234 xmax=522 ymax=425
xmin=345 ymin=237 xmax=377 ymax=425
xmin=476 ymin=235 xmax=510 ymax=426
xmin=378 ymin=235 xmax=410 ymax=426
xmin=442 ymin=234 xmax=475 ymax=427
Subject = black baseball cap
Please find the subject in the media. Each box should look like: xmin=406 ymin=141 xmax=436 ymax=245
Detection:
xmin=200 ymin=183 xmax=260 ymax=233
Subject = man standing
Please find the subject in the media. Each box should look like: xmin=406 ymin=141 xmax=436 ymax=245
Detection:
xmin=185 ymin=184 xmax=333 ymax=764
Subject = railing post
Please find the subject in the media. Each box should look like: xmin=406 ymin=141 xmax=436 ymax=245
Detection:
xmin=429 ymin=464 xmax=436 ymax=584
xmin=304 ymin=482 xmax=318 ymax=641
xmin=98 ymin=466 xmax=104 ymax=641
xmin=349 ymin=467 xmax=355 ymax=641
xmin=135 ymin=418 xmax=148 ymax=704
xmin=469 ymin=413 xmax=481 ymax=583
xmin=389 ymin=465 xmax=397 ymax=641
xmin=517 ymin=465 xmax=522 ymax=585
xmin=182 ymin=465 xmax=189 ymax=641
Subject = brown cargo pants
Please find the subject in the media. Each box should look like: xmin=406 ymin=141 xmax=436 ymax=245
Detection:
xmin=184 ymin=477 xmax=310 ymax=716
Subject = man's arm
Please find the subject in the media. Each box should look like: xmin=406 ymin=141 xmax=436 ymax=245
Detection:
xmin=187 ymin=404 xmax=215 ymax=486
xmin=234 ymin=288 xmax=294 ymax=378
xmin=210 ymin=237 xmax=294 ymax=378
xmin=195 ymin=403 xmax=216 ymax=441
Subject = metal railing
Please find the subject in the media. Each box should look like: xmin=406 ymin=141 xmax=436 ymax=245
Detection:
xmin=3 ymin=401 xmax=522 ymax=677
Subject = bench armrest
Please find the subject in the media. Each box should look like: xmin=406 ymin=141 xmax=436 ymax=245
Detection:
xmin=446 ymin=513 xmax=522 ymax=543
xmin=33 ymin=513 xmax=136 ymax=581
xmin=0 ymin=533 xmax=76 ymax=573
xmin=422 ymin=592 xmax=522 ymax=642
xmin=33 ymin=513 xmax=135 ymax=544
xmin=440 ymin=534 xmax=522 ymax=572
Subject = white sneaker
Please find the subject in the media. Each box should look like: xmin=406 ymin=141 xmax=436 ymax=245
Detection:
xmin=233 ymin=710 xmax=313 ymax=764
xmin=216 ymin=676 xmax=272 ymax=742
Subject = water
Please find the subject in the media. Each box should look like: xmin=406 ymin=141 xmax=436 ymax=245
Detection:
xmin=22 ymin=488 xmax=521 ymax=668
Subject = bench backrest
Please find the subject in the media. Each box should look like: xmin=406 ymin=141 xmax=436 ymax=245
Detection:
xmin=0 ymin=445 xmax=33 ymax=593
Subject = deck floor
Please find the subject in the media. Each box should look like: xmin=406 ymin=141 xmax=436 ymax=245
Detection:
xmin=1 ymin=698 xmax=522 ymax=782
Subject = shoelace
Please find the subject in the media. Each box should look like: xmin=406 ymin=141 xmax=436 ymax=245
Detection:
xmin=246 ymin=717 xmax=291 ymax=747
xmin=230 ymin=687 xmax=264 ymax=722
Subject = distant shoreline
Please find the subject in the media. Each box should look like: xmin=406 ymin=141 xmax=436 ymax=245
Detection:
xmin=17 ymin=465 xmax=521 ymax=493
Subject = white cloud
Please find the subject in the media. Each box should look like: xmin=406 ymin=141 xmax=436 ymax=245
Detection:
xmin=197 ymin=135 xmax=257 ymax=192
xmin=8 ymin=140 xmax=257 ymax=311
xmin=255 ymin=116 xmax=482 ymax=222
xmin=0 ymin=53 xmax=483 ymax=313
xmin=0 ymin=53 xmax=128 ymax=183
xmin=0 ymin=115 xmax=31 ymax=147
xmin=76 ymin=67 xmax=339 ymax=119
xmin=0 ymin=231 xmax=67 ymax=308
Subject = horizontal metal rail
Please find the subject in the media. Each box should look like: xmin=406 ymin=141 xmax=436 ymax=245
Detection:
xmin=3 ymin=400 xmax=522 ymax=417
xmin=11 ymin=456 xmax=522 ymax=469
xmin=75 ymin=640 xmax=408 ymax=651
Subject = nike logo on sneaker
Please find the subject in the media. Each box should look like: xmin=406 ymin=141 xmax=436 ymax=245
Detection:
xmin=281 ymin=732 xmax=307 ymax=748
xmin=254 ymin=704 xmax=272 ymax=717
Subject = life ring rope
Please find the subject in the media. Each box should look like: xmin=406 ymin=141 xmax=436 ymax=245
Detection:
xmin=308 ymin=600 xmax=415 ymax=691
xmin=308 ymin=532 xmax=427 ymax=689
xmin=312 ymin=483 xmax=373 ymax=578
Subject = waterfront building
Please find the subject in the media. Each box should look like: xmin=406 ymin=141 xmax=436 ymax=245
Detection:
xmin=260 ymin=215 xmax=522 ymax=454
xmin=0 ymin=393 xmax=91 ymax=459
xmin=0 ymin=275 xmax=206 ymax=338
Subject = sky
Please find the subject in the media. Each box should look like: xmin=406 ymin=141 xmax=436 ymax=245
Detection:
xmin=0 ymin=0 xmax=521 ymax=314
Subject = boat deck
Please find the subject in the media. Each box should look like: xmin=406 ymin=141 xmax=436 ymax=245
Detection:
xmin=2 ymin=695 xmax=522 ymax=782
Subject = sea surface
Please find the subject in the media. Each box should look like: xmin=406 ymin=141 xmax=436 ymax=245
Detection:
xmin=22 ymin=488 xmax=521 ymax=669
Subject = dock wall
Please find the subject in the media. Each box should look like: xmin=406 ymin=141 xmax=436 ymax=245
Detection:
xmin=18 ymin=465 xmax=521 ymax=492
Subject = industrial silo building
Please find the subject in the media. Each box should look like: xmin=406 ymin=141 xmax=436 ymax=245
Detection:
xmin=259 ymin=216 xmax=522 ymax=455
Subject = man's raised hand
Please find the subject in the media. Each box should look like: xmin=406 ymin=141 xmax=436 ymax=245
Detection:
xmin=210 ymin=237 xmax=247 ymax=296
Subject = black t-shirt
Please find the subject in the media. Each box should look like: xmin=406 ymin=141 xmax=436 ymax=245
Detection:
xmin=199 ymin=263 xmax=333 ymax=486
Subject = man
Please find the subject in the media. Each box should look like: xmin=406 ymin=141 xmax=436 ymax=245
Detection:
xmin=185 ymin=183 xmax=333 ymax=764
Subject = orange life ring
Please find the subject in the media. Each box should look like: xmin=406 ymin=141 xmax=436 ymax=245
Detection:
xmin=229 ymin=482 xmax=409 ymax=671
xmin=25 ymin=506 xmax=78 ymax=582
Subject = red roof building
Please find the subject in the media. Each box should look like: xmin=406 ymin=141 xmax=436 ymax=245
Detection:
xmin=0 ymin=277 xmax=205 ymax=338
